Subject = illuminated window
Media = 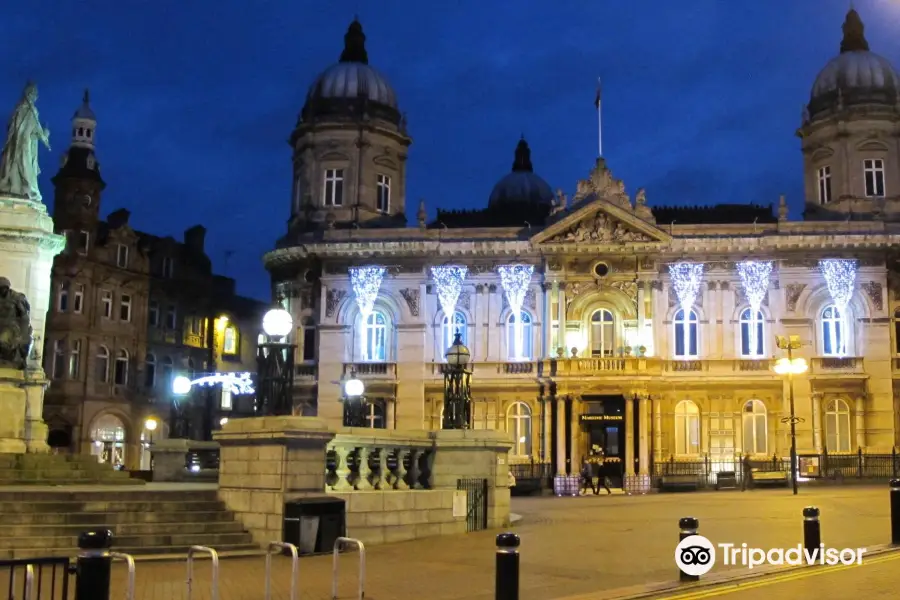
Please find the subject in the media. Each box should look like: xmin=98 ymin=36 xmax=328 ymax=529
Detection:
xmin=441 ymin=311 xmax=467 ymax=357
xmin=739 ymin=308 xmax=764 ymax=357
xmin=223 ymin=326 xmax=238 ymax=355
xmin=220 ymin=388 xmax=232 ymax=410
xmin=363 ymin=311 xmax=388 ymax=362
xmin=506 ymin=402 xmax=532 ymax=456
xmin=824 ymin=399 xmax=851 ymax=453
xmin=864 ymin=158 xmax=885 ymax=197
xmin=505 ymin=311 xmax=533 ymax=360
xmin=821 ymin=305 xmax=844 ymax=357
xmin=590 ymin=309 xmax=615 ymax=357
xmin=742 ymin=399 xmax=767 ymax=455
xmin=817 ymin=166 xmax=831 ymax=205
xmin=673 ymin=309 xmax=699 ymax=358
xmin=323 ymin=168 xmax=344 ymax=207
xmin=674 ymin=400 xmax=700 ymax=455
xmin=376 ymin=174 xmax=391 ymax=213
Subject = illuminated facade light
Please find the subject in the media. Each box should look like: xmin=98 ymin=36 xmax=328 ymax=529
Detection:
xmin=668 ymin=262 xmax=705 ymax=313
xmin=171 ymin=372 xmax=255 ymax=396
xmin=349 ymin=266 xmax=386 ymax=359
xmin=497 ymin=264 xmax=534 ymax=360
xmin=819 ymin=259 xmax=857 ymax=356
xmin=737 ymin=261 xmax=773 ymax=357
xmin=431 ymin=265 xmax=468 ymax=321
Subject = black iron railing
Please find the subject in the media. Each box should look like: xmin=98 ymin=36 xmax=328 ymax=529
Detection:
xmin=1 ymin=557 xmax=71 ymax=600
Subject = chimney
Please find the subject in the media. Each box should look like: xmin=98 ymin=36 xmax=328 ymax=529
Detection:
xmin=183 ymin=225 xmax=206 ymax=254
xmin=107 ymin=208 xmax=130 ymax=229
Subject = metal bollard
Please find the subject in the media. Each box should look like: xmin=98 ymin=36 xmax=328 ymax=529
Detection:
xmin=802 ymin=506 xmax=821 ymax=556
xmin=891 ymin=479 xmax=900 ymax=545
xmin=678 ymin=517 xmax=700 ymax=583
xmin=332 ymin=537 xmax=366 ymax=600
xmin=265 ymin=542 xmax=299 ymax=600
xmin=495 ymin=532 xmax=520 ymax=600
xmin=75 ymin=529 xmax=114 ymax=600
xmin=186 ymin=546 xmax=219 ymax=600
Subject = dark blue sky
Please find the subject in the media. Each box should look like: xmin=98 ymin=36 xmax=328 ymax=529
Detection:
xmin=4 ymin=1 xmax=899 ymax=300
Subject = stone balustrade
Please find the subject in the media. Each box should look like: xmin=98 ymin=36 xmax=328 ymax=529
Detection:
xmin=327 ymin=429 xmax=433 ymax=491
xmin=150 ymin=439 xmax=220 ymax=482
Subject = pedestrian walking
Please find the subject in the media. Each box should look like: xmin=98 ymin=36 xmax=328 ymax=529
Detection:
xmin=580 ymin=458 xmax=597 ymax=495
xmin=741 ymin=454 xmax=753 ymax=491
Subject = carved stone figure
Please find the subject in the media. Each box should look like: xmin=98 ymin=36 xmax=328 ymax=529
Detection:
xmin=784 ymin=283 xmax=806 ymax=312
xmin=548 ymin=211 xmax=652 ymax=244
xmin=861 ymin=282 xmax=884 ymax=311
xmin=0 ymin=83 xmax=51 ymax=202
xmin=325 ymin=288 xmax=347 ymax=318
xmin=400 ymin=288 xmax=420 ymax=316
xmin=0 ymin=278 xmax=33 ymax=370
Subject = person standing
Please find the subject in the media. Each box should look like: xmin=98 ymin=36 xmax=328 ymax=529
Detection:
xmin=580 ymin=458 xmax=597 ymax=495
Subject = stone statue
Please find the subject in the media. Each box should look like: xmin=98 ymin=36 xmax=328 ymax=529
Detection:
xmin=0 ymin=278 xmax=33 ymax=370
xmin=0 ymin=82 xmax=51 ymax=202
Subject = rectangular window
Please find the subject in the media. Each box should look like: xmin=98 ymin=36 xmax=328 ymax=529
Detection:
xmin=302 ymin=327 xmax=316 ymax=361
xmin=148 ymin=300 xmax=159 ymax=327
xmin=119 ymin=294 xmax=132 ymax=322
xmin=323 ymin=168 xmax=344 ymax=207
xmin=864 ymin=158 xmax=885 ymax=197
xmin=52 ymin=340 xmax=65 ymax=380
xmin=675 ymin=414 xmax=700 ymax=455
xmin=77 ymin=231 xmax=90 ymax=255
xmin=57 ymin=283 xmax=69 ymax=312
xmin=817 ymin=166 xmax=832 ymax=205
xmin=73 ymin=284 xmax=84 ymax=314
xmin=165 ymin=304 xmax=177 ymax=329
xmin=162 ymin=257 xmax=175 ymax=278
xmin=190 ymin=317 xmax=202 ymax=336
xmin=68 ymin=339 xmax=81 ymax=379
xmin=101 ymin=291 xmax=113 ymax=319
xmin=223 ymin=326 xmax=238 ymax=355
xmin=220 ymin=388 xmax=232 ymax=411
xmin=116 ymin=244 xmax=129 ymax=268
xmin=376 ymin=174 xmax=391 ymax=213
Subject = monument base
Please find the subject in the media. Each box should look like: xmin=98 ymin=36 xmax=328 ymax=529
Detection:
xmin=0 ymin=368 xmax=49 ymax=454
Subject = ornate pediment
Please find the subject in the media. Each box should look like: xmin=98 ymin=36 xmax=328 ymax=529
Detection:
xmin=543 ymin=210 xmax=655 ymax=244
xmin=574 ymin=157 xmax=632 ymax=210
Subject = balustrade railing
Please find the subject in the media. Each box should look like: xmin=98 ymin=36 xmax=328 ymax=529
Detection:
xmin=812 ymin=357 xmax=862 ymax=372
xmin=295 ymin=364 xmax=317 ymax=378
xmin=342 ymin=363 xmax=398 ymax=378
xmin=326 ymin=433 xmax=434 ymax=491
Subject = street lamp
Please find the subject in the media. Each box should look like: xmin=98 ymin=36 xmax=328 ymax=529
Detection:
xmin=256 ymin=305 xmax=296 ymax=416
xmin=443 ymin=331 xmax=472 ymax=430
xmin=342 ymin=369 xmax=368 ymax=427
xmin=774 ymin=334 xmax=809 ymax=496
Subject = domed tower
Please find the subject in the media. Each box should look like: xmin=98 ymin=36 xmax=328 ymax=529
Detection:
xmin=799 ymin=9 xmax=900 ymax=220
xmin=52 ymin=90 xmax=105 ymax=233
xmin=488 ymin=138 xmax=554 ymax=208
xmin=287 ymin=19 xmax=411 ymax=233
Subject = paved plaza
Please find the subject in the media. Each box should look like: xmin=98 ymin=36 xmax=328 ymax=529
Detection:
xmin=12 ymin=486 xmax=897 ymax=599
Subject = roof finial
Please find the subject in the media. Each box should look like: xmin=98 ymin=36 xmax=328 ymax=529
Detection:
xmin=512 ymin=138 xmax=533 ymax=173
xmin=83 ymin=88 xmax=90 ymax=105
xmin=840 ymin=8 xmax=869 ymax=53
xmin=339 ymin=18 xmax=368 ymax=64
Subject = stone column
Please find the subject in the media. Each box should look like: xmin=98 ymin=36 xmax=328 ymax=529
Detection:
xmin=487 ymin=284 xmax=499 ymax=361
xmin=734 ymin=412 xmax=743 ymax=455
xmin=542 ymin=397 xmax=552 ymax=460
xmin=700 ymin=412 xmax=710 ymax=455
xmin=386 ymin=398 xmax=396 ymax=430
xmin=855 ymin=395 xmax=866 ymax=451
xmin=395 ymin=324 xmax=426 ymax=430
xmin=637 ymin=282 xmax=646 ymax=347
xmin=569 ymin=396 xmax=580 ymax=471
xmin=542 ymin=283 xmax=553 ymax=357
xmin=653 ymin=396 xmax=663 ymax=462
xmin=473 ymin=284 xmax=484 ymax=361
xmin=625 ymin=396 xmax=635 ymax=476
xmin=555 ymin=395 xmax=566 ymax=476
xmin=638 ymin=394 xmax=649 ymax=475
xmin=557 ymin=284 xmax=567 ymax=355
xmin=811 ymin=392 xmax=823 ymax=451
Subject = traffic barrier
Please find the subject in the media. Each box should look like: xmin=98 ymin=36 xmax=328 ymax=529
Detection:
xmin=75 ymin=529 xmax=114 ymax=600
xmin=332 ymin=537 xmax=366 ymax=600
xmin=495 ymin=532 xmax=520 ymax=600
xmin=890 ymin=479 xmax=900 ymax=545
xmin=678 ymin=517 xmax=700 ymax=583
xmin=186 ymin=546 xmax=219 ymax=600
xmin=802 ymin=506 xmax=821 ymax=554
xmin=265 ymin=542 xmax=299 ymax=600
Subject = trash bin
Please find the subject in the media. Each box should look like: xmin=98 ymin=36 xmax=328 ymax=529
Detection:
xmin=716 ymin=471 xmax=738 ymax=490
xmin=283 ymin=496 xmax=346 ymax=555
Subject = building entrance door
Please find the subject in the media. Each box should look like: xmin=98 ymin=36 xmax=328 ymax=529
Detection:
xmin=580 ymin=396 xmax=625 ymax=487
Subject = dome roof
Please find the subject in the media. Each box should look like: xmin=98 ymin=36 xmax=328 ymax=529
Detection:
xmin=488 ymin=139 xmax=554 ymax=208
xmin=302 ymin=19 xmax=400 ymax=124
xmin=808 ymin=10 xmax=900 ymax=117
xmin=73 ymin=89 xmax=95 ymax=120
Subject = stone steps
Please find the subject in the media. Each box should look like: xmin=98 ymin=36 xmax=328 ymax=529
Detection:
xmin=0 ymin=500 xmax=227 ymax=513
xmin=0 ymin=453 xmax=142 ymax=485
xmin=3 ymin=520 xmax=246 ymax=536
xmin=1 ymin=510 xmax=238 ymax=525
xmin=1 ymin=532 xmax=253 ymax=550
xmin=2 ymin=542 xmax=261 ymax=560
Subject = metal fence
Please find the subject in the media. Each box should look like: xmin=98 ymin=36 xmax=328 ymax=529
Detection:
xmin=509 ymin=462 xmax=553 ymax=492
xmin=0 ymin=557 xmax=71 ymax=600
xmin=457 ymin=478 xmax=488 ymax=532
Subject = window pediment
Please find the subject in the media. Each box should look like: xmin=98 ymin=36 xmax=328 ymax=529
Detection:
xmin=856 ymin=139 xmax=889 ymax=153
xmin=319 ymin=151 xmax=350 ymax=162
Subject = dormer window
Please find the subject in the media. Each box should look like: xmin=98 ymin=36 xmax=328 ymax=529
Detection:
xmin=864 ymin=159 xmax=885 ymax=197
xmin=323 ymin=169 xmax=344 ymax=207
xmin=116 ymin=244 xmax=128 ymax=268
xmin=376 ymin=174 xmax=391 ymax=213
xmin=817 ymin=166 xmax=832 ymax=204
xmin=77 ymin=231 xmax=89 ymax=255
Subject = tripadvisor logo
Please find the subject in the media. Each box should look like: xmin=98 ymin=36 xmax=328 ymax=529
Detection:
xmin=675 ymin=535 xmax=867 ymax=575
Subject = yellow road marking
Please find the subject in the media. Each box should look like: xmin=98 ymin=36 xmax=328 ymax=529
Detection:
xmin=658 ymin=551 xmax=900 ymax=599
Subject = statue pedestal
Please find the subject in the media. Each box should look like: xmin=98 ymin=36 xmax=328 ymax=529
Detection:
xmin=0 ymin=368 xmax=48 ymax=453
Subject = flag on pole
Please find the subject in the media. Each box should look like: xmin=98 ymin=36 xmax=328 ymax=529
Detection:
xmin=594 ymin=78 xmax=602 ymax=108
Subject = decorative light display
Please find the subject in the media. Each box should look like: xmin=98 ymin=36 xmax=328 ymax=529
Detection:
xmin=668 ymin=262 xmax=705 ymax=314
xmin=431 ymin=265 xmax=468 ymax=322
xmin=171 ymin=372 xmax=255 ymax=396
xmin=497 ymin=264 xmax=534 ymax=360
xmin=819 ymin=259 xmax=858 ymax=356
xmin=349 ymin=266 xmax=386 ymax=358
xmin=737 ymin=261 xmax=773 ymax=357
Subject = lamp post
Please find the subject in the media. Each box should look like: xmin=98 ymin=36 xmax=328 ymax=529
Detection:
xmin=256 ymin=305 xmax=296 ymax=416
xmin=443 ymin=331 xmax=472 ymax=430
xmin=143 ymin=417 xmax=158 ymax=470
xmin=342 ymin=370 xmax=368 ymax=427
xmin=773 ymin=334 xmax=809 ymax=496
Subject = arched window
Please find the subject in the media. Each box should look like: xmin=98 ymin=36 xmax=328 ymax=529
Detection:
xmin=894 ymin=308 xmax=900 ymax=354
xmin=161 ymin=357 xmax=173 ymax=389
xmin=363 ymin=310 xmax=388 ymax=362
xmin=506 ymin=311 xmax=534 ymax=360
xmin=145 ymin=353 xmax=156 ymax=388
xmin=824 ymin=398 xmax=852 ymax=452
xmin=114 ymin=350 xmax=129 ymax=386
xmin=506 ymin=402 xmax=532 ymax=456
xmin=742 ymin=399 xmax=767 ymax=455
xmin=821 ymin=305 xmax=845 ymax=356
xmin=739 ymin=308 xmax=764 ymax=357
xmin=674 ymin=400 xmax=700 ymax=455
xmin=441 ymin=311 xmax=467 ymax=357
xmin=673 ymin=309 xmax=699 ymax=358
xmin=590 ymin=309 xmax=615 ymax=357
xmin=223 ymin=325 xmax=238 ymax=355
xmin=51 ymin=340 xmax=65 ymax=379
xmin=95 ymin=346 xmax=110 ymax=383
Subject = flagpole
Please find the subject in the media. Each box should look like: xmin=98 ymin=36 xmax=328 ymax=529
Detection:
xmin=595 ymin=78 xmax=603 ymax=158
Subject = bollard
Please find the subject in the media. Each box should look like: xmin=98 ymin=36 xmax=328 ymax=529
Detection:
xmin=891 ymin=479 xmax=900 ymax=545
xmin=495 ymin=532 xmax=520 ymax=600
xmin=678 ymin=517 xmax=700 ymax=583
xmin=802 ymin=507 xmax=821 ymax=556
xmin=75 ymin=529 xmax=114 ymax=600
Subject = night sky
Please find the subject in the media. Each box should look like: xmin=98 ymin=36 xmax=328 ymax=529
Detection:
xmin=3 ymin=1 xmax=900 ymax=300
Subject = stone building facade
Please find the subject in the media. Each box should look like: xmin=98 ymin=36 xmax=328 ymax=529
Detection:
xmin=265 ymin=11 xmax=900 ymax=481
xmin=42 ymin=92 xmax=266 ymax=469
